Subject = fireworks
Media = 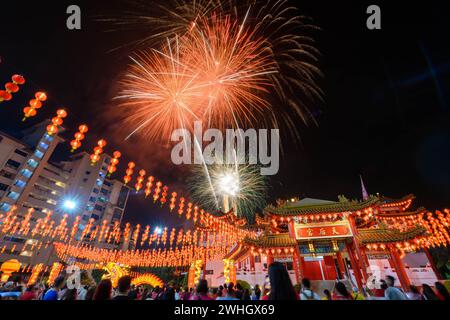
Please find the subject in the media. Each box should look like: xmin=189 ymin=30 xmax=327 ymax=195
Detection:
xmin=112 ymin=0 xmax=321 ymax=142
xmin=187 ymin=159 xmax=268 ymax=221
xmin=117 ymin=12 xmax=276 ymax=141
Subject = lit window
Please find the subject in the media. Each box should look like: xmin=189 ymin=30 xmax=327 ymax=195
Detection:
xmin=13 ymin=180 xmax=26 ymax=189
xmin=39 ymin=141 xmax=49 ymax=150
xmin=27 ymin=159 xmax=38 ymax=168
xmin=20 ymin=169 xmax=32 ymax=179
xmin=20 ymin=251 xmax=32 ymax=257
xmin=46 ymin=199 xmax=57 ymax=205
xmin=55 ymin=181 xmax=66 ymax=188
xmin=7 ymin=191 xmax=20 ymax=200
xmin=0 ymin=203 xmax=11 ymax=212
xmin=43 ymin=134 xmax=54 ymax=142
xmin=34 ymin=150 xmax=44 ymax=159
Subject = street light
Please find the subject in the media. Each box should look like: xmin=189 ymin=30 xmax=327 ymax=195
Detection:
xmin=63 ymin=199 xmax=77 ymax=211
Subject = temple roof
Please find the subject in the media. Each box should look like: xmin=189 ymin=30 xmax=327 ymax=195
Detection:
xmin=265 ymin=196 xmax=380 ymax=217
xmin=244 ymin=233 xmax=298 ymax=248
xmin=356 ymin=225 xmax=427 ymax=244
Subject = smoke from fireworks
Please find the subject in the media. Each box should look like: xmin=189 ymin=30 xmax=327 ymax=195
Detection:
xmin=109 ymin=0 xmax=321 ymax=142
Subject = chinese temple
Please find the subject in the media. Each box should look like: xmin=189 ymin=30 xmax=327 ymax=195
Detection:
xmin=216 ymin=194 xmax=444 ymax=292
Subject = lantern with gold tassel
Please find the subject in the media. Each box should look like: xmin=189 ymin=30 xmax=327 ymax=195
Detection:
xmin=0 ymin=74 xmax=25 ymax=103
xmin=153 ymin=181 xmax=162 ymax=202
xmin=160 ymin=186 xmax=168 ymax=206
xmin=107 ymin=151 xmax=121 ymax=176
xmin=144 ymin=176 xmax=154 ymax=197
xmin=169 ymin=192 xmax=177 ymax=211
xmin=135 ymin=169 xmax=146 ymax=192
xmin=90 ymin=139 xmax=107 ymax=165
xmin=23 ymin=91 xmax=47 ymax=121
xmin=70 ymin=124 xmax=88 ymax=152
xmin=47 ymin=109 xmax=67 ymax=135
xmin=178 ymin=197 xmax=185 ymax=216
xmin=123 ymin=162 xmax=135 ymax=185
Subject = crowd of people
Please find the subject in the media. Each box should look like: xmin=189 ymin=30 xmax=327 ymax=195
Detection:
xmin=0 ymin=262 xmax=449 ymax=300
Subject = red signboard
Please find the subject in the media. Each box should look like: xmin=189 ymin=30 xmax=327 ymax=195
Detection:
xmin=294 ymin=222 xmax=353 ymax=240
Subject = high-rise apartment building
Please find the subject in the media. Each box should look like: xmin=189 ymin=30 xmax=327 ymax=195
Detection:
xmin=0 ymin=122 xmax=132 ymax=265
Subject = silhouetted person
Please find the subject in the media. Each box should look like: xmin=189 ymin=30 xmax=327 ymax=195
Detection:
xmin=268 ymin=262 xmax=298 ymax=300
xmin=93 ymin=279 xmax=112 ymax=300
xmin=422 ymin=284 xmax=439 ymax=300
xmin=112 ymin=276 xmax=132 ymax=300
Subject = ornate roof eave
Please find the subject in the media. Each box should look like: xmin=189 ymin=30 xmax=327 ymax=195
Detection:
xmin=356 ymin=225 xmax=427 ymax=244
xmin=264 ymin=195 xmax=380 ymax=217
xmin=209 ymin=209 xmax=247 ymax=227
xmin=244 ymin=233 xmax=298 ymax=248
xmin=376 ymin=207 xmax=426 ymax=218
xmin=379 ymin=194 xmax=415 ymax=211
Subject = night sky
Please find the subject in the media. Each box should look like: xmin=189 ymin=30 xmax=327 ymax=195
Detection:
xmin=0 ymin=1 xmax=449 ymax=227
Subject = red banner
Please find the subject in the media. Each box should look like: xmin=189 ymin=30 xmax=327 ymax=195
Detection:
xmin=294 ymin=222 xmax=352 ymax=240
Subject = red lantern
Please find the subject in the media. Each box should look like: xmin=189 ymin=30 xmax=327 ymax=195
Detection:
xmin=178 ymin=197 xmax=185 ymax=216
xmin=0 ymin=74 xmax=25 ymax=103
xmin=160 ymin=186 xmax=168 ymax=205
xmin=46 ymin=109 xmax=67 ymax=135
xmin=123 ymin=162 xmax=135 ymax=185
xmin=145 ymin=176 xmax=154 ymax=198
xmin=153 ymin=181 xmax=162 ymax=202
xmin=90 ymin=139 xmax=106 ymax=165
xmin=169 ymin=192 xmax=177 ymax=211
xmin=23 ymin=91 xmax=47 ymax=121
xmin=107 ymin=151 xmax=121 ymax=176
xmin=70 ymin=124 xmax=88 ymax=152
xmin=135 ymin=169 xmax=146 ymax=192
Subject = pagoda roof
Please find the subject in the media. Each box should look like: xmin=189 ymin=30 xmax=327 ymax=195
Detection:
xmin=356 ymin=225 xmax=427 ymax=244
xmin=244 ymin=233 xmax=298 ymax=248
xmin=264 ymin=195 xmax=380 ymax=217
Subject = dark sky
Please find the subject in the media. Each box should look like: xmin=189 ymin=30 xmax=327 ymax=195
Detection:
xmin=0 ymin=0 xmax=449 ymax=227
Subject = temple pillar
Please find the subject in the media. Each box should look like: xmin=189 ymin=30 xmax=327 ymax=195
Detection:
xmin=292 ymin=249 xmax=302 ymax=284
xmin=336 ymin=251 xmax=346 ymax=279
xmin=348 ymin=216 xmax=368 ymax=282
xmin=423 ymin=247 xmax=442 ymax=280
xmin=287 ymin=219 xmax=304 ymax=280
xmin=345 ymin=242 xmax=363 ymax=292
xmin=388 ymin=245 xmax=410 ymax=291
xmin=249 ymin=254 xmax=255 ymax=271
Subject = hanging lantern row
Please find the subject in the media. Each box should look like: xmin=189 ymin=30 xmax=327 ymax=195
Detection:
xmin=90 ymin=139 xmax=107 ymax=165
xmin=46 ymin=109 xmax=67 ymax=135
xmin=70 ymin=124 xmax=89 ymax=152
xmin=0 ymin=74 xmax=25 ymax=103
xmin=144 ymin=176 xmax=155 ymax=197
xmin=135 ymin=169 xmax=146 ymax=192
xmin=107 ymin=151 xmax=121 ymax=175
xmin=123 ymin=162 xmax=135 ymax=184
xmin=22 ymin=91 xmax=47 ymax=121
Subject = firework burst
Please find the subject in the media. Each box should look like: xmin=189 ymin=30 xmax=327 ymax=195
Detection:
xmin=117 ymin=13 xmax=277 ymax=141
xmin=115 ymin=39 xmax=206 ymax=141
xmin=187 ymin=159 xmax=268 ymax=221
xmin=108 ymin=0 xmax=322 ymax=142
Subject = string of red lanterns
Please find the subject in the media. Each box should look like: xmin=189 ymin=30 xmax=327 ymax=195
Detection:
xmin=90 ymin=139 xmax=107 ymax=165
xmin=46 ymin=109 xmax=67 ymax=135
xmin=22 ymin=91 xmax=47 ymax=121
xmin=0 ymin=74 xmax=25 ymax=103
xmin=70 ymin=124 xmax=89 ymax=152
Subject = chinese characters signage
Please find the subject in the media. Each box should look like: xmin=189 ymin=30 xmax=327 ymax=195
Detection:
xmin=294 ymin=221 xmax=353 ymax=240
